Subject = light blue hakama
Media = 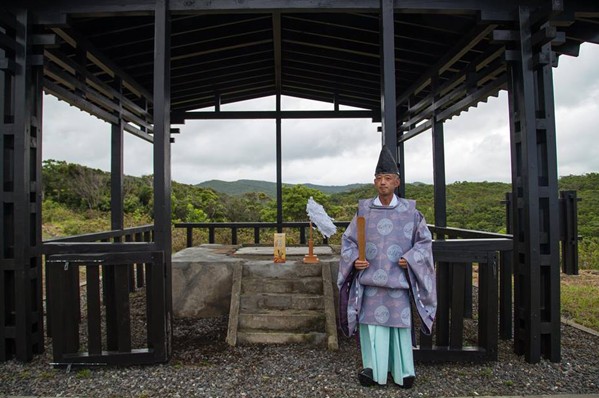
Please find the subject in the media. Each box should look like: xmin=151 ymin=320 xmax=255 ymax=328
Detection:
xmin=359 ymin=323 xmax=415 ymax=386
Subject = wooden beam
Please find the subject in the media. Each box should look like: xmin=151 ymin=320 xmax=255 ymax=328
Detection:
xmin=171 ymin=109 xmax=375 ymax=123
xmin=396 ymin=24 xmax=497 ymax=108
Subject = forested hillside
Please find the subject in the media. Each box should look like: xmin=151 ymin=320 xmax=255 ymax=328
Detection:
xmin=197 ymin=179 xmax=364 ymax=197
xmin=41 ymin=160 xmax=598 ymax=268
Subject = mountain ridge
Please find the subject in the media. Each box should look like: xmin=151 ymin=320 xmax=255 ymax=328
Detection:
xmin=197 ymin=179 xmax=368 ymax=197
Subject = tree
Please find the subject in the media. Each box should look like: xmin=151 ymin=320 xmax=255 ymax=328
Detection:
xmin=71 ymin=165 xmax=110 ymax=210
xmin=261 ymin=185 xmax=337 ymax=222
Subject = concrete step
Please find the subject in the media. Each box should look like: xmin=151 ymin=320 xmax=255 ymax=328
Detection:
xmin=236 ymin=330 xmax=327 ymax=345
xmin=238 ymin=310 xmax=326 ymax=331
xmin=240 ymin=292 xmax=324 ymax=311
xmin=227 ymin=261 xmax=338 ymax=350
xmin=242 ymin=262 xmax=322 ymax=278
xmin=241 ymin=276 xmax=323 ymax=295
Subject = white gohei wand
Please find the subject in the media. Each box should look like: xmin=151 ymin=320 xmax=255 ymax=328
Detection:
xmin=304 ymin=197 xmax=337 ymax=263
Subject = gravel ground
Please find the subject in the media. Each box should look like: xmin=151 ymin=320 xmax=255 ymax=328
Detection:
xmin=1 ymin=311 xmax=598 ymax=398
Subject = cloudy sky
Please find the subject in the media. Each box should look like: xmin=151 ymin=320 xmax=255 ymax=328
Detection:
xmin=42 ymin=43 xmax=599 ymax=186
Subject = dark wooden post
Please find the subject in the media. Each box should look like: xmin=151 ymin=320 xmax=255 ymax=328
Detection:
xmin=276 ymin=95 xmax=283 ymax=233
xmin=186 ymin=227 xmax=193 ymax=248
xmin=500 ymin=192 xmax=513 ymax=339
xmin=429 ymin=75 xmax=446 ymax=349
xmin=152 ymin=0 xmax=172 ymax=360
xmin=0 ymin=8 xmax=45 ymax=362
xmin=273 ymin=13 xmax=284 ymax=234
xmin=105 ymin=76 xmax=125 ymax=350
xmin=506 ymin=7 xmax=561 ymax=363
xmin=559 ymin=190 xmax=579 ymax=275
xmin=111 ymin=76 xmax=125 ymax=232
xmin=379 ymin=0 xmax=397 ymax=153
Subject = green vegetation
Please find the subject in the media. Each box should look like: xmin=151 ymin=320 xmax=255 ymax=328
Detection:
xmin=41 ymin=160 xmax=599 ymax=271
xmin=561 ymin=275 xmax=599 ymax=331
xmin=75 ymin=369 xmax=92 ymax=379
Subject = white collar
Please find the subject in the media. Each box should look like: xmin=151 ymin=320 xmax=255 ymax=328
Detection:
xmin=374 ymin=194 xmax=398 ymax=207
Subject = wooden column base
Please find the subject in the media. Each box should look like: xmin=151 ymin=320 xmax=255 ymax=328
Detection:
xmin=303 ymin=254 xmax=319 ymax=264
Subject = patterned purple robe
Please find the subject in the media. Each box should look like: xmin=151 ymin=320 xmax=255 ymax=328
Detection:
xmin=337 ymin=196 xmax=436 ymax=337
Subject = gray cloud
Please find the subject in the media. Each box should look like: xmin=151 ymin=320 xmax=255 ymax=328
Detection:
xmin=42 ymin=43 xmax=599 ymax=186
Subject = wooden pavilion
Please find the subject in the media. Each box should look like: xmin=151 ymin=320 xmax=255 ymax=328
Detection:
xmin=1 ymin=0 xmax=597 ymax=366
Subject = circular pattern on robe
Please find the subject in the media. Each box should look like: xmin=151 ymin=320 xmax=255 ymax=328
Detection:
xmin=377 ymin=218 xmax=394 ymax=236
xmin=386 ymin=244 xmax=403 ymax=262
xmin=388 ymin=288 xmax=404 ymax=298
xmin=365 ymin=242 xmax=378 ymax=260
xmin=374 ymin=305 xmax=390 ymax=324
xmin=413 ymin=250 xmax=424 ymax=265
xmin=372 ymin=269 xmax=388 ymax=285
xmin=403 ymin=222 xmax=414 ymax=238
xmin=400 ymin=307 xmax=411 ymax=325
xmin=365 ymin=286 xmax=379 ymax=297
xmin=341 ymin=246 xmax=354 ymax=262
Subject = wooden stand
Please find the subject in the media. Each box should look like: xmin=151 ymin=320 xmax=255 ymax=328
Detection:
xmin=303 ymin=222 xmax=320 ymax=264
xmin=357 ymin=216 xmax=366 ymax=261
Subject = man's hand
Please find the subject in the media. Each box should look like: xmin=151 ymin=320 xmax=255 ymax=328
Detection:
xmin=398 ymin=258 xmax=408 ymax=269
xmin=354 ymin=259 xmax=369 ymax=270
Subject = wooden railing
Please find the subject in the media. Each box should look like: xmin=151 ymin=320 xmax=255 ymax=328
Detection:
xmin=44 ymin=224 xmax=154 ymax=244
xmin=42 ymin=225 xmax=166 ymax=367
xmin=421 ymin=237 xmax=512 ymax=361
xmin=174 ymin=221 xmax=350 ymax=247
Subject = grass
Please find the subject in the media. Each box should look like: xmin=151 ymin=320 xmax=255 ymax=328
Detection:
xmin=561 ymin=270 xmax=599 ymax=331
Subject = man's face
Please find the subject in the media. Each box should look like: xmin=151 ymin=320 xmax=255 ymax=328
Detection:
xmin=374 ymin=173 xmax=400 ymax=196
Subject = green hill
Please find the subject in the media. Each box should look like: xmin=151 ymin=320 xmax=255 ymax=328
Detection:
xmin=197 ymin=179 xmax=367 ymax=197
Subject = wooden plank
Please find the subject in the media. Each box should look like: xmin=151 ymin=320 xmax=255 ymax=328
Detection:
xmin=478 ymin=253 xmax=498 ymax=360
xmin=48 ymin=264 xmax=65 ymax=362
xmin=145 ymin=263 xmax=153 ymax=348
xmin=321 ymin=261 xmax=339 ymax=350
xmin=435 ymin=261 xmax=450 ymax=346
xmin=226 ymin=263 xmax=243 ymax=346
xmin=414 ymin=346 xmax=489 ymax=363
xmin=449 ymin=263 xmax=465 ymax=350
xmin=43 ymin=242 xmax=156 ymax=255
xmin=114 ymin=264 xmax=131 ymax=353
xmin=433 ymin=238 xmax=512 ymax=252
xmin=149 ymin=252 xmax=167 ymax=362
xmin=86 ymin=265 xmax=102 ymax=356
xmin=55 ymin=349 xmax=158 ymax=367
xmin=419 ymin=329 xmax=433 ymax=350
xmin=0 ymin=268 xmax=5 ymax=360
xmin=65 ymin=264 xmax=80 ymax=354
xmin=464 ymin=263 xmax=473 ymax=319
xmin=103 ymin=265 xmax=117 ymax=351
xmin=499 ymin=250 xmax=513 ymax=339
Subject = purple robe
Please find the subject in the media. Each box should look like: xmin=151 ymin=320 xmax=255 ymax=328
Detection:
xmin=337 ymin=195 xmax=436 ymax=337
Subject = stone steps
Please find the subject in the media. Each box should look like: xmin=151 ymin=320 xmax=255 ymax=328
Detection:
xmin=239 ymin=310 xmax=326 ymax=331
xmin=241 ymin=277 xmax=323 ymax=295
xmin=226 ymin=261 xmax=338 ymax=350
xmin=236 ymin=330 xmax=327 ymax=345
xmin=240 ymin=292 xmax=324 ymax=311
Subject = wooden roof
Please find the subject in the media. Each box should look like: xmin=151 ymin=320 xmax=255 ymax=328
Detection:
xmin=5 ymin=1 xmax=599 ymax=140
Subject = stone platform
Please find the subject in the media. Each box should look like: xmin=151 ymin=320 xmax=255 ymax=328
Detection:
xmin=172 ymin=244 xmax=339 ymax=318
xmin=172 ymin=244 xmax=340 ymax=348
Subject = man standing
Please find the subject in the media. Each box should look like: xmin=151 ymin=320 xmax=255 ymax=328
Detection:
xmin=337 ymin=145 xmax=436 ymax=388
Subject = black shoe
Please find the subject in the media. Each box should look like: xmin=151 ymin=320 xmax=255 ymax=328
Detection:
xmin=358 ymin=368 xmax=376 ymax=387
xmin=398 ymin=376 xmax=415 ymax=389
